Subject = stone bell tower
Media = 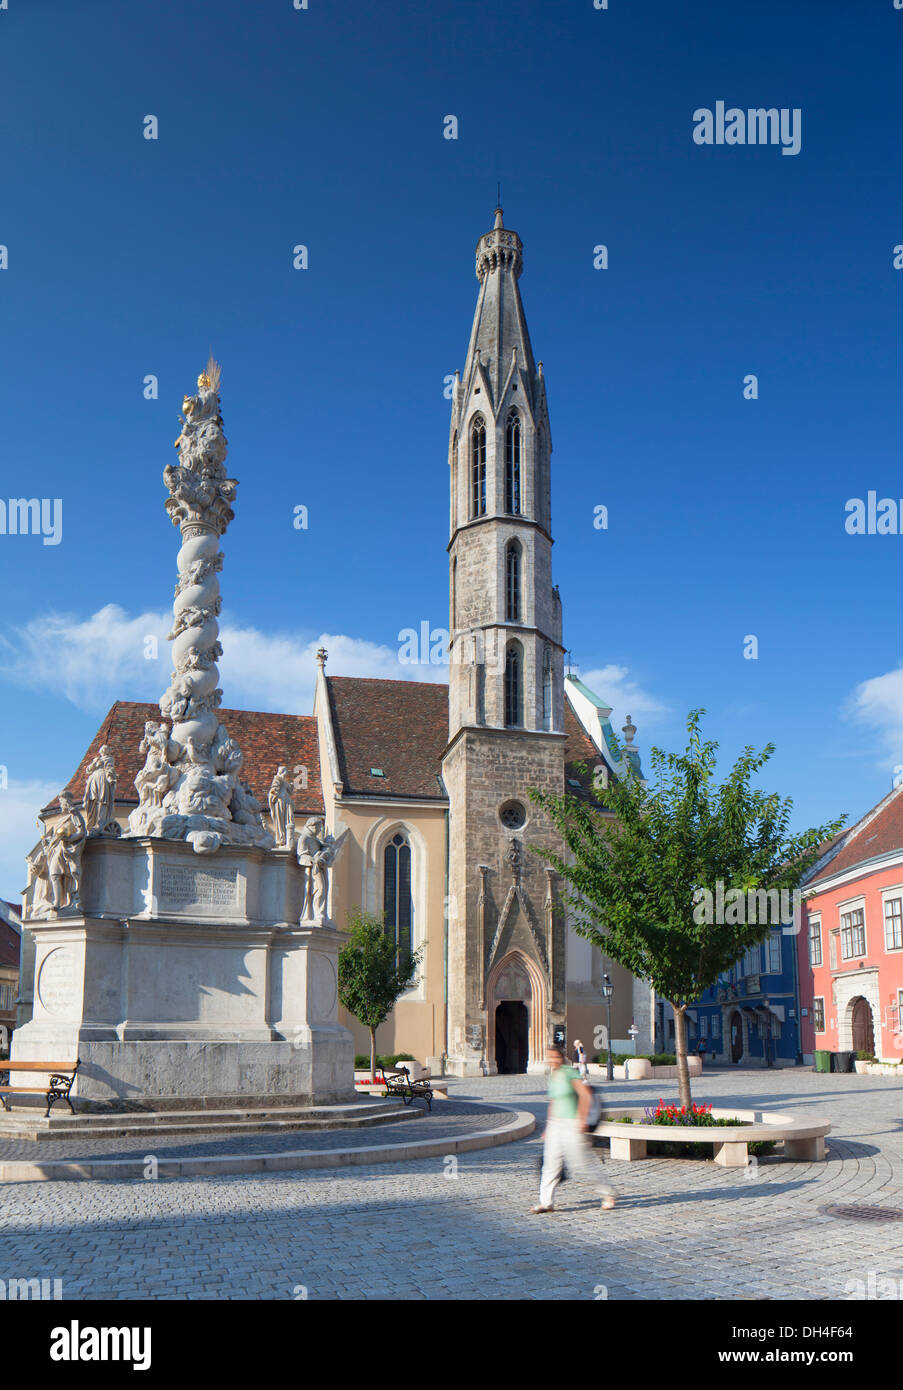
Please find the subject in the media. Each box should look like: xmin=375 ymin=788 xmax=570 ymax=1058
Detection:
xmin=442 ymin=208 xmax=567 ymax=1077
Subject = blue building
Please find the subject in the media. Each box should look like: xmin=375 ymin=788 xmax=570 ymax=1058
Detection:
xmin=680 ymin=930 xmax=803 ymax=1067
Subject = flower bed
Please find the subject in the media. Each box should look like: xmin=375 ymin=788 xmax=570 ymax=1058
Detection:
xmin=605 ymin=1100 xmax=777 ymax=1158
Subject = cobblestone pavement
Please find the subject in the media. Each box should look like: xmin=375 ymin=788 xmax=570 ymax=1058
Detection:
xmin=0 ymin=1068 xmax=901 ymax=1301
xmin=0 ymin=1099 xmax=509 ymax=1162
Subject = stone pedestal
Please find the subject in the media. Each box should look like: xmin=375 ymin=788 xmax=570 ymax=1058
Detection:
xmin=13 ymin=837 xmax=354 ymax=1109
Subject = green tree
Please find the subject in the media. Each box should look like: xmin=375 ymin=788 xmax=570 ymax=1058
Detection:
xmin=338 ymin=909 xmax=423 ymax=1080
xmin=530 ymin=710 xmax=844 ymax=1108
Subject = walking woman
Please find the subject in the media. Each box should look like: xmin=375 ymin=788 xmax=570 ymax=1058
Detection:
xmin=530 ymin=1045 xmax=616 ymax=1214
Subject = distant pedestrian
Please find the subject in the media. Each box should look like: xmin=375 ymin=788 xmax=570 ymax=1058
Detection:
xmin=573 ymin=1038 xmax=589 ymax=1079
xmin=530 ymin=1045 xmax=616 ymax=1214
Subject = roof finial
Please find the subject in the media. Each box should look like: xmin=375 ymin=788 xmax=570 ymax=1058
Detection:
xmin=316 ymin=647 xmax=328 ymax=669
xmin=622 ymin=715 xmax=637 ymax=747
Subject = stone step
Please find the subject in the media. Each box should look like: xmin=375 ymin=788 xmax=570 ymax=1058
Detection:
xmin=0 ymin=1099 xmax=420 ymax=1142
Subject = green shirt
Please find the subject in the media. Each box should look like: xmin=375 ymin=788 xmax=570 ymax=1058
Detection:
xmin=547 ymin=1065 xmax=580 ymax=1120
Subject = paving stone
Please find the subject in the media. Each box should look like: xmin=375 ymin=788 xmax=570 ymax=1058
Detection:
xmin=0 ymin=1070 xmax=899 ymax=1299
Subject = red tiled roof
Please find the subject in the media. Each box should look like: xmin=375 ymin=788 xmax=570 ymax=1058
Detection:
xmin=564 ymin=702 xmax=602 ymax=769
xmin=46 ymin=686 xmax=621 ymax=826
xmin=44 ymin=701 xmax=323 ymax=818
xmin=327 ymin=677 xmax=449 ymax=800
xmin=806 ymin=784 xmax=903 ymax=887
xmin=326 ymin=676 xmax=605 ymax=802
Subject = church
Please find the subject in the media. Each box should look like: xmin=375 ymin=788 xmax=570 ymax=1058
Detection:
xmin=21 ymin=208 xmax=655 ymax=1076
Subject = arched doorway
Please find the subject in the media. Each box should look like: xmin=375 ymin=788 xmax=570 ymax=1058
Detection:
xmin=487 ymin=950 xmax=547 ymax=1073
xmin=495 ymin=1000 xmax=528 ymax=1074
xmin=730 ymin=1010 xmax=743 ymax=1064
xmin=851 ymin=996 xmax=875 ymax=1055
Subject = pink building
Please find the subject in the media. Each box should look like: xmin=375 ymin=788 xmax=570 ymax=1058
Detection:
xmin=800 ymin=785 xmax=903 ymax=1064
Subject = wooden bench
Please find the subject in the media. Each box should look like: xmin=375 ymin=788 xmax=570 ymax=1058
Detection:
xmin=0 ymin=1060 xmax=80 ymax=1118
xmin=378 ymin=1065 xmax=434 ymax=1113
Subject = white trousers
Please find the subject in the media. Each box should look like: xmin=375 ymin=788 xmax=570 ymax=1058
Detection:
xmin=539 ymin=1117 xmax=612 ymax=1208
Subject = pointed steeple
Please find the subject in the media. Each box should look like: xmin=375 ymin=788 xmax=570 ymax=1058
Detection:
xmin=446 ymin=206 xmax=562 ymax=739
xmin=460 ymin=207 xmax=538 ymax=412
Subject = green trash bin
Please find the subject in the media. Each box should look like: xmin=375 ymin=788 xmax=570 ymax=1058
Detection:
xmin=814 ymin=1050 xmax=832 ymax=1073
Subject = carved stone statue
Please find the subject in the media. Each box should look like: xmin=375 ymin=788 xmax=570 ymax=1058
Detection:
xmin=27 ymin=793 xmax=87 ymax=917
xmin=268 ymin=766 xmax=295 ymax=848
xmin=231 ymin=780 xmax=265 ymax=830
xmin=83 ymin=744 xmax=119 ymax=836
xmin=135 ymin=722 xmax=174 ymax=809
xmin=296 ymin=817 xmax=348 ymax=923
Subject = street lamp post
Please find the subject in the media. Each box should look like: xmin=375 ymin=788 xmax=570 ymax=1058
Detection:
xmin=601 ymin=973 xmax=614 ymax=1082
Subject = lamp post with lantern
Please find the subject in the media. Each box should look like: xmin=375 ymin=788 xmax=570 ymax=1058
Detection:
xmin=601 ymin=973 xmax=614 ymax=1081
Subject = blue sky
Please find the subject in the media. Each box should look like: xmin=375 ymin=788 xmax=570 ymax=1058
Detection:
xmin=1 ymin=0 xmax=902 ymax=896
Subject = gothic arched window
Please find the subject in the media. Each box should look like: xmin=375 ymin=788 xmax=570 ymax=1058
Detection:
xmin=470 ymin=417 xmax=487 ymax=518
xmin=504 ymin=642 xmax=523 ymax=728
xmin=505 ymin=542 xmax=521 ymax=622
xmin=542 ymin=645 xmax=552 ymax=730
xmin=383 ymin=831 xmax=412 ymax=963
xmin=505 ymin=411 xmax=522 ymax=515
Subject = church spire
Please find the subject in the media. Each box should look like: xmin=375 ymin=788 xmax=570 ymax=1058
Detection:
xmin=446 ymin=208 xmax=561 ymax=739
xmin=459 ymin=206 xmax=539 ymax=413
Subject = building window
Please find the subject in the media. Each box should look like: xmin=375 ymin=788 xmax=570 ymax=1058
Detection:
xmin=451 ymin=557 xmax=457 ymax=632
xmin=505 ymin=411 xmax=522 ymax=515
xmin=499 ymin=800 xmax=526 ymax=830
xmin=829 ymin=930 xmax=838 ymax=970
xmin=840 ymin=907 xmax=866 ymax=960
xmin=884 ymin=897 xmax=903 ymax=951
xmin=505 ymin=542 xmax=521 ymax=622
xmin=812 ymin=997 xmax=825 ymax=1032
xmin=542 ymin=646 xmax=552 ymax=730
xmin=470 ymin=417 xmax=486 ymax=518
xmin=699 ymin=1015 xmax=708 ymax=1037
xmin=504 ymin=642 xmax=522 ymax=727
xmin=383 ymin=832 xmax=412 ymax=964
xmin=808 ymin=918 xmax=822 ymax=966
xmin=767 ymin=933 xmax=781 ymax=975
xmin=711 ymin=1014 xmax=721 ymax=1037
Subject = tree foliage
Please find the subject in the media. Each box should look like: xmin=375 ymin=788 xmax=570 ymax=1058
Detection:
xmin=530 ymin=709 xmax=845 ymax=1105
xmin=338 ymin=909 xmax=422 ymax=1079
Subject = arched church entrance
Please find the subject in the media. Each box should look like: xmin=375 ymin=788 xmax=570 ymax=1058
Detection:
xmin=851 ymin=996 xmax=875 ymax=1055
xmin=487 ymin=950 xmax=547 ymax=1074
xmin=495 ymin=1001 xmax=528 ymax=1074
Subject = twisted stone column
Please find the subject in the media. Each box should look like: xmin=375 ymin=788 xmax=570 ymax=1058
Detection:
xmin=127 ymin=360 xmax=273 ymax=854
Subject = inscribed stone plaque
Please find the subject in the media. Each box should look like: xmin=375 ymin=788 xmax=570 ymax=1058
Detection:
xmin=158 ymin=863 xmax=239 ymax=910
xmin=37 ymin=947 xmax=78 ymax=1016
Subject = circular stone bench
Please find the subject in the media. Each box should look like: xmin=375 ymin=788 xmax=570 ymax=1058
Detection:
xmin=594 ymin=1106 xmax=831 ymax=1168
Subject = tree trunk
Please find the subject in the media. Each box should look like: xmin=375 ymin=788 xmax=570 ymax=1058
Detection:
xmin=369 ymin=1026 xmax=377 ymax=1083
xmin=674 ymin=1003 xmax=693 ymax=1110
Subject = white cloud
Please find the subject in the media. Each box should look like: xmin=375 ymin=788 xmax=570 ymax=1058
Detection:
xmin=0 ymin=605 xmax=447 ymax=717
xmin=220 ymin=627 xmax=447 ymax=715
xmin=847 ymin=664 xmax=903 ymax=765
xmin=0 ymin=778 xmax=60 ymax=904
xmin=577 ymin=663 xmax=668 ymax=739
xmin=0 ymin=604 xmax=169 ymax=713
